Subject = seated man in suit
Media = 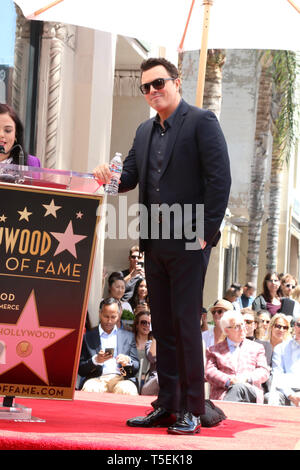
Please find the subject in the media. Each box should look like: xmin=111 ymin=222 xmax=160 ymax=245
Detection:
xmin=78 ymin=297 xmax=139 ymax=395
xmin=205 ymin=310 xmax=269 ymax=404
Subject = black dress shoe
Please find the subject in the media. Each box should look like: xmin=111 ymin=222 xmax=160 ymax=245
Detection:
xmin=167 ymin=411 xmax=201 ymax=435
xmin=127 ymin=406 xmax=177 ymax=428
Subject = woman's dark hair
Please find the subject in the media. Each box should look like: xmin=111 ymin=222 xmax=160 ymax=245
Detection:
xmin=0 ymin=103 xmax=28 ymax=164
xmin=129 ymin=277 xmax=148 ymax=310
xmin=107 ymin=271 xmax=124 ymax=289
xmin=261 ymin=272 xmax=280 ymax=303
xmin=133 ymin=310 xmax=152 ymax=339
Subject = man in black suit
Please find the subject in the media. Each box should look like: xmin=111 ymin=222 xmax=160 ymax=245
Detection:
xmin=94 ymin=57 xmax=231 ymax=434
xmin=78 ymin=297 xmax=139 ymax=395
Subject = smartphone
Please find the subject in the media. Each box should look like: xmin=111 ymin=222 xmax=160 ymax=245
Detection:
xmin=137 ymin=261 xmax=144 ymax=269
xmin=105 ymin=348 xmax=114 ymax=355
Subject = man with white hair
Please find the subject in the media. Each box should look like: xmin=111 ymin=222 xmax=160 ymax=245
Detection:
xmin=268 ymin=311 xmax=300 ymax=406
xmin=205 ymin=310 xmax=269 ymax=403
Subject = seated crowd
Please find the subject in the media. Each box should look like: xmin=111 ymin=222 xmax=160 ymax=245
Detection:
xmin=78 ymin=249 xmax=300 ymax=407
xmin=77 ymin=246 xmax=157 ymax=396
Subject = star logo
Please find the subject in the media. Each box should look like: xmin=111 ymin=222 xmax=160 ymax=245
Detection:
xmin=0 ymin=290 xmax=74 ymax=384
xmin=0 ymin=214 xmax=7 ymax=222
xmin=76 ymin=211 xmax=83 ymax=219
xmin=42 ymin=199 xmax=62 ymax=218
xmin=50 ymin=220 xmax=87 ymax=258
xmin=18 ymin=207 xmax=32 ymax=222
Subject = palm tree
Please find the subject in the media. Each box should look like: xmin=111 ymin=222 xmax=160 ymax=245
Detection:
xmin=265 ymin=51 xmax=298 ymax=272
xmin=202 ymin=49 xmax=226 ymax=119
xmin=246 ymin=52 xmax=273 ymax=285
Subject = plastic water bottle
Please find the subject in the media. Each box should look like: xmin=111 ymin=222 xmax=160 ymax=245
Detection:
xmin=104 ymin=152 xmax=123 ymax=195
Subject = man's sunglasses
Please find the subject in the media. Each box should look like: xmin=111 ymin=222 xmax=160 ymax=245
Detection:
xmin=284 ymin=283 xmax=296 ymax=289
xmin=139 ymin=77 xmax=175 ymax=95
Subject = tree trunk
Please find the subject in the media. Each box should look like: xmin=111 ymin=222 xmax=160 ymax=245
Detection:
xmin=266 ymin=161 xmax=282 ymax=272
xmin=203 ymin=49 xmax=226 ymax=119
xmin=246 ymin=54 xmax=273 ymax=286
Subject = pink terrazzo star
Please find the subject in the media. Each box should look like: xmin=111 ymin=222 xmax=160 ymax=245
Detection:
xmin=0 ymin=290 xmax=74 ymax=384
xmin=50 ymin=220 xmax=87 ymax=258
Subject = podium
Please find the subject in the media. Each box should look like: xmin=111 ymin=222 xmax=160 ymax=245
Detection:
xmin=0 ymin=163 xmax=104 ymax=420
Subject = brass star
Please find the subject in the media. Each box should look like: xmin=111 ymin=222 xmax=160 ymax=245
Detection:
xmin=43 ymin=199 xmax=62 ymax=218
xmin=0 ymin=214 xmax=7 ymax=222
xmin=18 ymin=207 xmax=32 ymax=222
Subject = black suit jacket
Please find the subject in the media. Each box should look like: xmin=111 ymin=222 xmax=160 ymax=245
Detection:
xmin=119 ymin=99 xmax=231 ymax=250
xmin=78 ymin=327 xmax=140 ymax=388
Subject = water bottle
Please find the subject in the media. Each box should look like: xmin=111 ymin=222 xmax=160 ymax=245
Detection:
xmin=104 ymin=152 xmax=123 ymax=195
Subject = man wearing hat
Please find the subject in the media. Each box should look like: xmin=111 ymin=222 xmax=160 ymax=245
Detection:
xmin=202 ymin=299 xmax=233 ymax=349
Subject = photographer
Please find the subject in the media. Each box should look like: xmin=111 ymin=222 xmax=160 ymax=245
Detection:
xmin=121 ymin=246 xmax=145 ymax=301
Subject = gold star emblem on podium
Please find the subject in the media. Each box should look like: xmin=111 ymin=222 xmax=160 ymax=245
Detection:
xmin=42 ymin=199 xmax=62 ymax=218
xmin=18 ymin=207 xmax=32 ymax=222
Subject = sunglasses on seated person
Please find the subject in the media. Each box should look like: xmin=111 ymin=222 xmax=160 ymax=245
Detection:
xmin=273 ymin=324 xmax=289 ymax=331
xmin=211 ymin=309 xmax=225 ymax=315
xmin=139 ymin=77 xmax=176 ymax=95
xmin=258 ymin=319 xmax=270 ymax=324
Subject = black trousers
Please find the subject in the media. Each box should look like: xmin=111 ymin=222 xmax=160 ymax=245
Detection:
xmin=144 ymin=240 xmax=211 ymax=415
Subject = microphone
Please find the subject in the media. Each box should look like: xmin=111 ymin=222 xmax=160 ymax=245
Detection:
xmin=13 ymin=144 xmax=25 ymax=166
xmin=0 ymin=143 xmax=24 ymax=165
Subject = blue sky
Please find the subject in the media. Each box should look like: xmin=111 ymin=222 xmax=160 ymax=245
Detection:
xmin=0 ymin=0 xmax=17 ymax=65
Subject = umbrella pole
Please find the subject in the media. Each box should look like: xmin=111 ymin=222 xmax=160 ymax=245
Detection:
xmin=195 ymin=0 xmax=213 ymax=108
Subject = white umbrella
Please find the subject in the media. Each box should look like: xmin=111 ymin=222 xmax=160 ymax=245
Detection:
xmin=14 ymin=0 xmax=300 ymax=50
xmin=14 ymin=0 xmax=300 ymax=105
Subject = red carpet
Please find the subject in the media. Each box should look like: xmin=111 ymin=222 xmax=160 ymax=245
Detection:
xmin=0 ymin=391 xmax=299 ymax=450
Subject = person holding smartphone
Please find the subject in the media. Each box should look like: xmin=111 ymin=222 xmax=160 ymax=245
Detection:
xmin=121 ymin=246 xmax=145 ymax=301
xmin=78 ymin=297 xmax=140 ymax=395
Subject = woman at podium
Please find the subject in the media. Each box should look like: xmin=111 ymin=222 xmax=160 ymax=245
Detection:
xmin=0 ymin=103 xmax=40 ymax=167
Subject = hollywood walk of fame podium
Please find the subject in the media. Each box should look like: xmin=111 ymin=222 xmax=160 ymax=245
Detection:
xmin=0 ymin=163 xmax=104 ymax=421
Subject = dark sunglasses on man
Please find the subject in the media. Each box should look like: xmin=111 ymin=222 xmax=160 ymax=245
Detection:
xmin=139 ymin=77 xmax=176 ymax=95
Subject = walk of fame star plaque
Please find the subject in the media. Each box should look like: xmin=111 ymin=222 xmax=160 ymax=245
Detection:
xmin=0 ymin=165 xmax=103 ymax=400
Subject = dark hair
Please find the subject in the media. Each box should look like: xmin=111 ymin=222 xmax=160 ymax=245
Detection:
xmin=0 ymin=103 xmax=28 ymax=164
xmin=133 ymin=310 xmax=152 ymax=339
xmin=108 ymin=271 xmax=124 ymax=289
xmin=231 ymin=283 xmax=242 ymax=290
xmin=99 ymin=297 xmax=121 ymax=313
xmin=130 ymin=277 xmax=148 ymax=310
xmin=244 ymin=282 xmax=255 ymax=289
xmin=140 ymin=57 xmax=179 ymax=79
xmin=261 ymin=272 xmax=280 ymax=303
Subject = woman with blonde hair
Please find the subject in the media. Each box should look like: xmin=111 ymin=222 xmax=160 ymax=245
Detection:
xmin=266 ymin=313 xmax=291 ymax=350
xmin=255 ymin=310 xmax=271 ymax=340
xmin=292 ymin=285 xmax=300 ymax=303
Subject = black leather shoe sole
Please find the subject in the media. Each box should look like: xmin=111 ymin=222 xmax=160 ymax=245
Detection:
xmin=167 ymin=424 xmax=201 ymax=435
